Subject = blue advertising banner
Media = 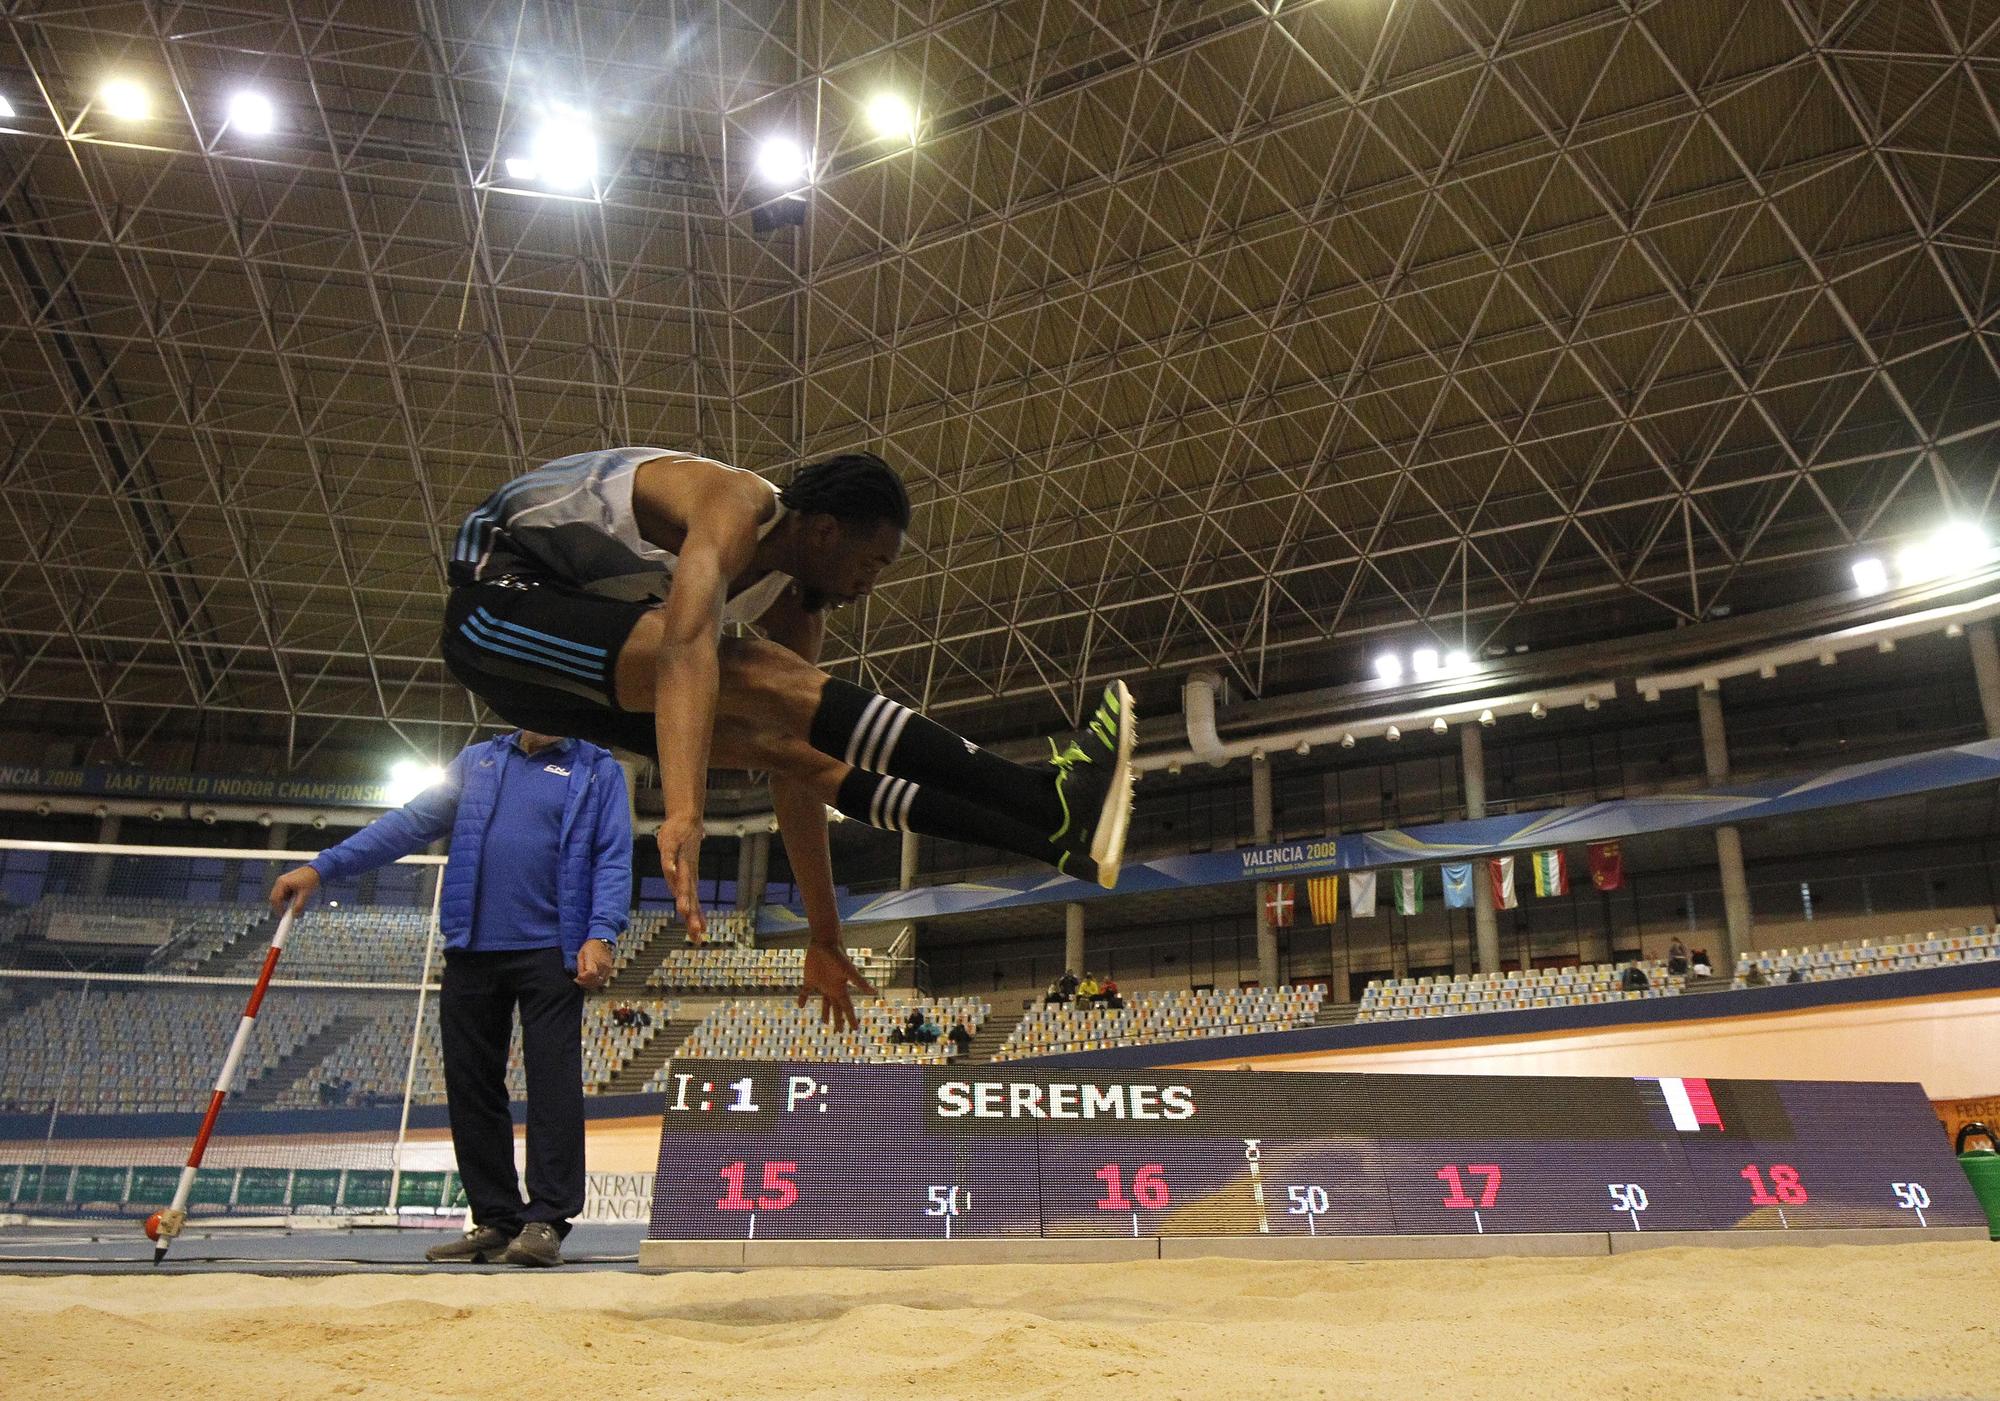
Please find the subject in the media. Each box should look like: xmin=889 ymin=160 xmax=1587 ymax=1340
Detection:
xmin=760 ymin=738 xmax=2000 ymax=932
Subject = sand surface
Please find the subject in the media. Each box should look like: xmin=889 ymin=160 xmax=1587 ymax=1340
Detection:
xmin=2 ymin=1243 xmax=1996 ymax=1399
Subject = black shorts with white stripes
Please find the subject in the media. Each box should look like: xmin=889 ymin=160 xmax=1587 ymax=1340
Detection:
xmin=441 ymin=578 xmax=660 ymax=756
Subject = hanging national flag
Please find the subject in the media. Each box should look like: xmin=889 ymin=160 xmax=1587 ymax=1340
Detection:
xmin=1588 ymin=841 xmax=1625 ymax=891
xmin=1531 ymin=849 xmax=1568 ymax=897
xmin=1263 ymin=881 xmax=1296 ymax=927
xmin=1306 ymin=875 xmax=1340 ymax=925
xmin=1393 ymin=868 xmax=1424 ymax=915
xmin=1489 ymin=855 xmax=1519 ymax=910
xmin=1349 ymin=870 xmax=1378 ymax=918
xmin=1441 ymin=863 xmax=1473 ymax=909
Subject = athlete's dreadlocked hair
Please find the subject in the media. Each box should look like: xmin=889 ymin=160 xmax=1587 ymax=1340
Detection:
xmin=780 ymin=451 xmax=910 ymax=531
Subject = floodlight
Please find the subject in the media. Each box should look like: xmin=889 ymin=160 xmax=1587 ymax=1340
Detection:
xmin=1411 ymin=647 xmax=1439 ymax=679
xmin=0 ymin=94 xmax=16 ymax=120
xmin=504 ymin=156 xmax=539 ymax=181
xmin=754 ymin=135 xmax=810 ymax=187
xmin=1850 ymin=557 xmax=1888 ymax=596
xmin=98 ymin=78 xmax=150 ymax=122
xmin=865 ymin=91 xmax=917 ymax=143
xmin=1443 ymin=648 xmax=1471 ymax=673
xmin=384 ymin=758 xmax=447 ymax=807
xmin=529 ymin=110 xmax=596 ymax=189
xmin=1373 ymin=653 xmax=1403 ymax=684
xmin=227 ymin=90 xmax=275 ymax=136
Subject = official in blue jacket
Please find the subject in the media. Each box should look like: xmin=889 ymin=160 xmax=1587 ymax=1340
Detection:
xmin=270 ymin=731 xmax=631 ymax=1268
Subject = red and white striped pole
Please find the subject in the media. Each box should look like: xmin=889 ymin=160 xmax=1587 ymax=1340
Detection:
xmin=147 ymin=908 xmax=297 ymax=1264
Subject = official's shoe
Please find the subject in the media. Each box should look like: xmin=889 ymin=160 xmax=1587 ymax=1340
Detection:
xmin=503 ymin=1221 xmax=564 ymax=1268
xmin=1047 ymin=679 xmax=1136 ymax=889
xmin=425 ymin=1225 xmax=516 ymax=1263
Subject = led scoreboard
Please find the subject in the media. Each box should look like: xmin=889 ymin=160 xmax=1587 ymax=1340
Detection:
xmin=647 ymin=1061 xmax=1985 ymax=1244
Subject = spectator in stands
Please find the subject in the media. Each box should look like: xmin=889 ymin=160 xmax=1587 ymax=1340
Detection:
xmin=1786 ymin=967 xmax=1807 ymax=984
xmin=1691 ymin=947 xmax=1713 ymax=976
xmin=1076 ymin=973 xmax=1102 ymax=1009
xmin=1620 ymin=962 xmax=1650 ymax=992
xmin=1057 ymin=969 xmax=1079 ymax=1002
xmin=888 ymin=1025 xmax=909 ymax=1045
xmin=905 ymin=1008 xmax=925 ymax=1038
xmin=611 ymin=1003 xmax=635 ymax=1027
xmin=948 ymin=1018 xmax=972 ymax=1054
xmin=1100 ymin=976 xmax=1122 ymax=1010
xmin=1667 ymin=937 xmax=1689 ymax=976
xmin=634 ymin=1006 xmax=652 ymax=1029
xmin=1744 ymin=963 xmax=1769 ymax=987
xmin=269 ymin=729 xmax=631 ymax=1270
xmin=916 ymin=1016 xmax=941 ymax=1044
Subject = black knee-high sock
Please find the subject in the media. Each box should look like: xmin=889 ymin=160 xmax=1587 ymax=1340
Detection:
xmin=834 ymin=771 xmax=1084 ymax=876
xmin=810 ymin=678 xmax=1064 ymax=834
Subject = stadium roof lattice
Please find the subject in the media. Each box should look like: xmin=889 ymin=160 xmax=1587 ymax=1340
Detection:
xmin=0 ymin=0 xmax=1996 ymax=763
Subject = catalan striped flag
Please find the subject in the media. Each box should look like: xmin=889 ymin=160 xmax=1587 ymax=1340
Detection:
xmin=1305 ymin=875 xmax=1339 ymax=925
xmin=1531 ymin=848 xmax=1568 ymax=897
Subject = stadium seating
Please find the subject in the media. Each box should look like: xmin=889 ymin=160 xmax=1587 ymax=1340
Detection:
xmin=267 ymin=995 xmax=679 ymax=1108
xmin=1732 ymin=927 xmax=1999 ymax=987
xmin=656 ymin=993 xmax=989 ymax=1075
xmin=254 ymin=906 xmax=436 ymax=983
xmin=1354 ymin=961 xmax=1682 ymax=1023
xmin=647 ymin=941 xmax=896 ymax=992
xmin=991 ymin=985 xmax=1325 ymax=1060
xmin=0 ymin=984 xmax=335 ymax=1114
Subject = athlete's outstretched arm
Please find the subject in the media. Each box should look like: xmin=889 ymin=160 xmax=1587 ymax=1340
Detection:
xmin=635 ymin=464 xmax=768 ymax=933
xmin=761 ymin=588 xmax=878 ymax=1031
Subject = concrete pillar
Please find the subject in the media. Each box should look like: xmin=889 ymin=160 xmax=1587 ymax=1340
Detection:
xmin=1064 ymin=902 xmax=1086 ymax=976
xmin=1968 ymin=623 xmax=2000 ymax=739
xmin=84 ymin=814 xmax=121 ymax=898
xmin=1461 ymin=724 xmax=1501 ymax=973
xmin=736 ymin=832 xmax=770 ymax=912
xmin=1251 ymin=754 xmax=1279 ymax=988
xmin=1697 ymin=687 xmax=1749 ymax=967
xmin=735 ymin=831 xmax=756 ymax=911
xmin=899 ymin=829 xmax=920 ymax=891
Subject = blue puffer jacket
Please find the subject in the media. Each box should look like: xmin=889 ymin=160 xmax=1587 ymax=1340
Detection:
xmin=309 ymin=734 xmax=631 ymax=970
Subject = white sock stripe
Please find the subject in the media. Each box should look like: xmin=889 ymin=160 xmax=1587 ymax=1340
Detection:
xmin=855 ymin=698 xmax=898 ymax=772
xmin=872 ymin=704 xmax=912 ymax=772
xmin=858 ymin=700 xmax=907 ymax=773
xmin=874 ymin=704 xmax=915 ymax=773
xmin=845 ymin=696 xmax=888 ymax=768
xmin=867 ymin=776 xmax=894 ymax=829
xmin=893 ymin=779 xmax=919 ymax=832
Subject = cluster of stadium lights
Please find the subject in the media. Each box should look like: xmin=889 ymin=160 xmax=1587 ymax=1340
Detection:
xmin=0 ymin=78 xmax=923 ymax=195
xmin=1371 ymin=645 xmax=1476 ymax=686
xmin=1850 ymin=521 xmax=1993 ymax=598
xmin=383 ymin=759 xmax=448 ymax=807
xmin=0 ymin=78 xmax=280 ymax=135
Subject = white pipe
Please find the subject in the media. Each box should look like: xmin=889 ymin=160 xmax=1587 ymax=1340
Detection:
xmin=0 ymin=792 xmax=775 ymax=838
xmin=1137 ymin=681 xmax=1619 ymax=773
xmin=1633 ymin=591 xmax=2000 ymax=699
xmin=1182 ymin=670 xmax=1229 ymax=767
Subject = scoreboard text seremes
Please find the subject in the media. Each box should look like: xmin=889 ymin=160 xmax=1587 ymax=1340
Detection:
xmin=935 ymin=1079 xmax=1197 ymax=1121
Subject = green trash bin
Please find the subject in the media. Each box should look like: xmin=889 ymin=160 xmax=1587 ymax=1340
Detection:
xmin=1958 ymin=1122 xmax=2000 ymax=1240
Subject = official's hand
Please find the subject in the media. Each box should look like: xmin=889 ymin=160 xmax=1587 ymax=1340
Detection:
xmin=574 ymin=938 xmax=615 ymax=991
xmin=657 ymin=815 xmax=706 ymax=940
xmin=269 ymin=865 xmax=320 ymax=916
xmin=797 ymin=939 xmax=877 ymax=1033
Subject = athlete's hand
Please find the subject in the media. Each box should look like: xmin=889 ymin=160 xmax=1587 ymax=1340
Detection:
xmin=269 ymin=865 xmax=320 ymax=916
xmin=798 ymin=939 xmax=877 ymax=1033
xmin=658 ymin=816 xmax=706 ymax=940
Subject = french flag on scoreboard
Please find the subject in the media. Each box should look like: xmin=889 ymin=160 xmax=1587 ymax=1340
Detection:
xmin=1655 ymin=1077 xmax=1725 ymax=1132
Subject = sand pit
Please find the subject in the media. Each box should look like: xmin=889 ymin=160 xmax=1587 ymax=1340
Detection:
xmin=2 ymin=1243 xmax=1996 ymax=1399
